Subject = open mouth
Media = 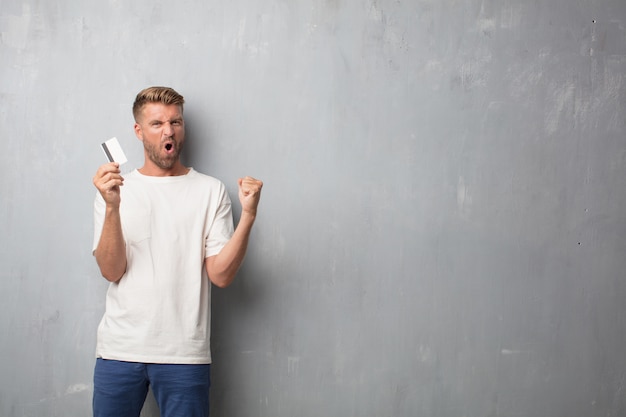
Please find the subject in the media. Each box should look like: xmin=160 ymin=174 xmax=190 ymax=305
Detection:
xmin=164 ymin=143 xmax=174 ymax=152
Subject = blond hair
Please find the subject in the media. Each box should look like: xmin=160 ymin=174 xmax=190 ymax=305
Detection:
xmin=132 ymin=86 xmax=185 ymax=121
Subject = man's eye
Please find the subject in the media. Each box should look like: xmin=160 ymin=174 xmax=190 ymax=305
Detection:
xmin=172 ymin=121 xmax=181 ymax=126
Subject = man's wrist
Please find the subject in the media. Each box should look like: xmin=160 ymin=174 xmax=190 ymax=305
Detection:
xmin=239 ymin=209 xmax=257 ymax=224
xmin=105 ymin=204 xmax=121 ymax=214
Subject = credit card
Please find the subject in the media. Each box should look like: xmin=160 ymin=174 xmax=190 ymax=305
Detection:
xmin=101 ymin=137 xmax=128 ymax=165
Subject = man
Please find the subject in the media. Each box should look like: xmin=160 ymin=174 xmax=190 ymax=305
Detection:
xmin=91 ymin=86 xmax=262 ymax=417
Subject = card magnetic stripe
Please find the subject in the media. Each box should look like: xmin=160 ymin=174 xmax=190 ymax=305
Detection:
xmin=101 ymin=143 xmax=114 ymax=162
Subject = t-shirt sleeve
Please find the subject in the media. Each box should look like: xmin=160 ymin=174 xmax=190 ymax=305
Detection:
xmin=205 ymin=184 xmax=234 ymax=258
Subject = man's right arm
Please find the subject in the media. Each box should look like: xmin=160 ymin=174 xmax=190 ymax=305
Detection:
xmin=93 ymin=163 xmax=127 ymax=282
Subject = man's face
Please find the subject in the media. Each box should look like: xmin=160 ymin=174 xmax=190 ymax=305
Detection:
xmin=134 ymin=103 xmax=185 ymax=170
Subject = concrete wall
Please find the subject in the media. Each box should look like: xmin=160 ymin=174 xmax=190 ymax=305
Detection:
xmin=1 ymin=0 xmax=626 ymax=416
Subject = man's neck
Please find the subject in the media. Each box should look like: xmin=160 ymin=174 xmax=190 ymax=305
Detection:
xmin=138 ymin=162 xmax=190 ymax=177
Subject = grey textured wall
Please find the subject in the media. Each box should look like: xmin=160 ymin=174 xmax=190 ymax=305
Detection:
xmin=2 ymin=1 xmax=626 ymax=416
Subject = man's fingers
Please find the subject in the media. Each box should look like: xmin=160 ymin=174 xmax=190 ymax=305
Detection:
xmin=97 ymin=162 xmax=120 ymax=175
xmin=239 ymin=176 xmax=263 ymax=196
xmin=93 ymin=163 xmax=124 ymax=206
xmin=94 ymin=163 xmax=121 ymax=184
xmin=95 ymin=172 xmax=124 ymax=189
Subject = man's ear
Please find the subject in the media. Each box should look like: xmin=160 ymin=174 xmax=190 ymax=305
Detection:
xmin=134 ymin=122 xmax=142 ymax=140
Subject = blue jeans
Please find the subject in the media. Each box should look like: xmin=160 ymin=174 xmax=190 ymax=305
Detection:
xmin=93 ymin=358 xmax=211 ymax=417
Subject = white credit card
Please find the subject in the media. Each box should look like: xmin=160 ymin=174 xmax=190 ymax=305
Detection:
xmin=101 ymin=137 xmax=128 ymax=165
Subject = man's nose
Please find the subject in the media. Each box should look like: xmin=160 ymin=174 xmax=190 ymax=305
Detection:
xmin=163 ymin=122 xmax=174 ymax=136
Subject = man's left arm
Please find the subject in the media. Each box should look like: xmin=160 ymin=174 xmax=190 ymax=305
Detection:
xmin=206 ymin=176 xmax=263 ymax=288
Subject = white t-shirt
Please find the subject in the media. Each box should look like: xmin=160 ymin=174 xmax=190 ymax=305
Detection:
xmin=92 ymin=168 xmax=234 ymax=364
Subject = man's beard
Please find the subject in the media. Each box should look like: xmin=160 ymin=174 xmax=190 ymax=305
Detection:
xmin=144 ymin=140 xmax=184 ymax=170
